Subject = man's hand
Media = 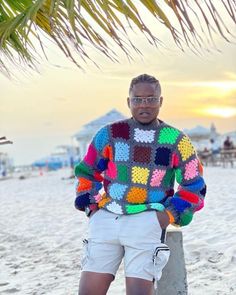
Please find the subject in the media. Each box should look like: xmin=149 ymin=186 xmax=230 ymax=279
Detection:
xmin=156 ymin=211 xmax=170 ymax=229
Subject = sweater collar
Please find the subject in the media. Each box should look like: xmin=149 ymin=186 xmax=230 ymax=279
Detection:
xmin=128 ymin=117 xmax=164 ymax=130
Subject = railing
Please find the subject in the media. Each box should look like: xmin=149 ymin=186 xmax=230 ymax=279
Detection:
xmin=198 ymin=149 xmax=236 ymax=167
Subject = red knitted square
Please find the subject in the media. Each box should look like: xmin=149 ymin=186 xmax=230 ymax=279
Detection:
xmin=133 ymin=146 xmax=152 ymax=164
xmin=111 ymin=122 xmax=130 ymax=140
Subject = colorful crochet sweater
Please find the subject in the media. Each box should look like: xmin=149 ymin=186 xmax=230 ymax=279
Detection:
xmin=74 ymin=118 xmax=206 ymax=226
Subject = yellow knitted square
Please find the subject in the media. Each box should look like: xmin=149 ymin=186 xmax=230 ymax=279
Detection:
xmin=98 ymin=193 xmax=111 ymax=208
xmin=126 ymin=187 xmax=147 ymax=203
xmin=177 ymin=136 xmax=195 ymax=161
xmin=131 ymin=166 xmax=150 ymax=185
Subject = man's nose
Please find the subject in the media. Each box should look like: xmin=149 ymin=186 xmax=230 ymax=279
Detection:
xmin=139 ymin=98 xmax=148 ymax=106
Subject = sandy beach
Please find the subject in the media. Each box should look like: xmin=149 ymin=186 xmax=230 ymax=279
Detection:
xmin=0 ymin=166 xmax=235 ymax=295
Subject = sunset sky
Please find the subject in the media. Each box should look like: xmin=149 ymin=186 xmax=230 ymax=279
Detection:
xmin=1 ymin=10 xmax=236 ymax=165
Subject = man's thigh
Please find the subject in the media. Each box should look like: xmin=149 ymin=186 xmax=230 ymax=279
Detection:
xmin=79 ymin=271 xmax=114 ymax=295
xmin=126 ymin=277 xmax=154 ymax=295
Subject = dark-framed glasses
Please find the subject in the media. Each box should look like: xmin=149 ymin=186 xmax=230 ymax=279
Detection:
xmin=130 ymin=96 xmax=161 ymax=106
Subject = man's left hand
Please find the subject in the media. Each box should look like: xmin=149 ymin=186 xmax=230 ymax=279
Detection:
xmin=156 ymin=211 xmax=170 ymax=229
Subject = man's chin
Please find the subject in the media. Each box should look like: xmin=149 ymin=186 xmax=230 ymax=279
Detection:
xmin=136 ymin=117 xmax=156 ymax=125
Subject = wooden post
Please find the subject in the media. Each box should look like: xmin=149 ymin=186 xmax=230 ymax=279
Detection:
xmin=156 ymin=230 xmax=188 ymax=295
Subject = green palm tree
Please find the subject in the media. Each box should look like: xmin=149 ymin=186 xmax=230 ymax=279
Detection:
xmin=0 ymin=0 xmax=235 ymax=77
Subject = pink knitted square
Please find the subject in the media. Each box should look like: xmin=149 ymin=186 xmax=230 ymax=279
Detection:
xmin=106 ymin=161 xmax=117 ymax=179
xmin=184 ymin=159 xmax=199 ymax=180
xmin=150 ymin=169 xmax=166 ymax=187
xmin=84 ymin=144 xmax=97 ymax=166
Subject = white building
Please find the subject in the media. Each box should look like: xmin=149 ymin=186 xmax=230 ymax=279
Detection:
xmin=73 ymin=109 xmax=126 ymax=159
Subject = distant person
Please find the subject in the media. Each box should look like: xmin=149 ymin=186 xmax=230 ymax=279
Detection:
xmin=223 ymin=136 xmax=234 ymax=150
xmin=210 ymin=138 xmax=220 ymax=155
xmin=74 ymin=74 xmax=207 ymax=295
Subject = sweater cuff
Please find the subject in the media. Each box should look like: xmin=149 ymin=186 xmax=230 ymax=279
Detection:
xmin=166 ymin=204 xmax=179 ymax=224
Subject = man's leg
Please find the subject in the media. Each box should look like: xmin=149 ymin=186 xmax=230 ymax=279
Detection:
xmin=79 ymin=271 xmax=114 ymax=295
xmin=126 ymin=277 xmax=154 ymax=295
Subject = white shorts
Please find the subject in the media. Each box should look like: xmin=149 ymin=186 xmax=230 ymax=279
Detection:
xmin=81 ymin=209 xmax=170 ymax=282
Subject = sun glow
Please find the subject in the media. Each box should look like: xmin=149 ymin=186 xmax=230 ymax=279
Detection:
xmin=203 ymin=107 xmax=236 ymax=118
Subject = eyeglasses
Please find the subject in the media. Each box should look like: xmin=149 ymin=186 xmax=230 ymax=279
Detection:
xmin=130 ymin=96 xmax=161 ymax=106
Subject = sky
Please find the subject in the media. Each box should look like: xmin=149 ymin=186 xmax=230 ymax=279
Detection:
xmin=0 ymin=3 xmax=236 ymax=166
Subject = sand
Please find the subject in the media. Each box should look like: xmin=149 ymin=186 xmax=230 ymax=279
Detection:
xmin=0 ymin=167 xmax=235 ymax=294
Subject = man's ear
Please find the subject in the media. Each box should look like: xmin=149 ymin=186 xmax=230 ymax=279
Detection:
xmin=160 ymin=96 xmax=163 ymax=107
xmin=127 ymin=97 xmax=130 ymax=108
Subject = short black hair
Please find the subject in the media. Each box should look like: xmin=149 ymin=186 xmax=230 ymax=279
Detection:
xmin=129 ymin=74 xmax=161 ymax=94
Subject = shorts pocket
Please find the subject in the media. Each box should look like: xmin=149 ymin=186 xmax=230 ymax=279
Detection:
xmin=152 ymin=243 xmax=170 ymax=282
xmin=80 ymin=239 xmax=90 ymax=270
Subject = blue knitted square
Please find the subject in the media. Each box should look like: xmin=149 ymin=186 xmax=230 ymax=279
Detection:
xmin=108 ymin=183 xmax=128 ymax=200
xmin=97 ymin=158 xmax=109 ymax=171
xmin=171 ymin=197 xmax=192 ymax=213
xmin=74 ymin=193 xmax=90 ymax=209
xmin=148 ymin=190 xmax=165 ymax=202
xmin=93 ymin=127 xmax=109 ymax=152
xmin=115 ymin=142 xmax=130 ymax=161
xmin=155 ymin=147 xmax=171 ymax=166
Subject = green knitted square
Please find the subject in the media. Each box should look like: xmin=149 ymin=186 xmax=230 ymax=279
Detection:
xmin=158 ymin=127 xmax=180 ymax=144
xmin=126 ymin=204 xmax=147 ymax=214
xmin=163 ymin=169 xmax=175 ymax=187
xmin=74 ymin=162 xmax=92 ymax=176
xmin=175 ymin=168 xmax=183 ymax=184
xmin=117 ymin=164 xmax=128 ymax=182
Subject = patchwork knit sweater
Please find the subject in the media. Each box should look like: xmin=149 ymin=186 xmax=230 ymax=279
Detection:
xmin=74 ymin=118 xmax=206 ymax=226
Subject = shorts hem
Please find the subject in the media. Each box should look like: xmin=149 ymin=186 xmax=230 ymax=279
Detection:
xmin=82 ymin=268 xmax=116 ymax=277
xmin=125 ymin=273 xmax=153 ymax=282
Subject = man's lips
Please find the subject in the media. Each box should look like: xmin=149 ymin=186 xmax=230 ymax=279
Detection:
xmin=139 ymin=111 xmax=151 ymax=115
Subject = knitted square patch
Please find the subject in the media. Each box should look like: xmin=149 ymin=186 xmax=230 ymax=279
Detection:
xmin=115 ymin=142 xmax=130 ymax=161
xmin=106 ymin=161 xmax=117 ymax=179
xmin=158 ymin=127 xmax=180 ymax=144
xmin=134 ymin=128 xmax=155 ymax=143
xmin=111 ymin=122 xmax=130 ymax=140
xmin=117 ymin=164 xmax=129 ymax=182
xmin=148 ymin=190 xmax=165 ymax=202
xmin=175 ymin=168 xmax=183 ymax=184
xmin=171 ymin=152 xmax=180 ymax=168
xmin=163 ymin=169 xmax=175 ymax=186
xmin=184 ymin=158 xmax=199 ymax=180
xmin=126 ymin=204 xmax=147 ymax=214
xmin=77 ymin=177 xmax=92 ymax=192
xmin=126 ymin=187 xmax=147 ymax=203
xmin=98 ymin=195 xmax=111 ymax=208
xmin=150 ymin=169 xmax=166 ymax=187
xmin=93 ymin=127 xmax=109 ymax=152
xmin=133 ymin=146 xmax=152 ymax=164
xmin=132 ymin=166 xmax=150 ymax=185
xmin=106 ymin=201 xmax=123 ymax=214
xmin=84 ymin=144 xmax=97 ymax=166
xmin=155 ymin=147 xmax=171 ymax=166
xmin=177 ymin=136 xmax=195 ymax=161
xmin=103 ymin=144 xmax=113 ymax=161
xmin=108 ymin=183 xmax=128 ymax=200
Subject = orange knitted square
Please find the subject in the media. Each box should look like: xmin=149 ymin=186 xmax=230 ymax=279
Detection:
xmin=103 ymin=144 xmax=113 ymax=161
xmin=77 ymin=177 xmax=92 ymax=191
xmin=126 ymin=187 xmax=147 ymax=203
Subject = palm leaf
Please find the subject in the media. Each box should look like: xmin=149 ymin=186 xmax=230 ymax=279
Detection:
xmin=0 ymin=0 xmax=235 ymax=77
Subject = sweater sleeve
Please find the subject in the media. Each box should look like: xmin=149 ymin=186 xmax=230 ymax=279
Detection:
xmin=166 ymin=134 xmax=207 ymax=227
xmin=74 ymin=126 xmax=110 ymax=211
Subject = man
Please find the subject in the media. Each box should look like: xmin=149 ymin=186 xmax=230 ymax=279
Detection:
xmin=74 ymin=74 xmax=206 ymax=295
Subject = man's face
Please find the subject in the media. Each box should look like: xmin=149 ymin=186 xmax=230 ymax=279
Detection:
xmin=127 ymin=82 xmax=163 ymax=124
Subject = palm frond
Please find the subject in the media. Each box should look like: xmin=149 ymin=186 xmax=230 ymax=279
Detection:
xmin=0 ymin=0 xmax=235 ymax=77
